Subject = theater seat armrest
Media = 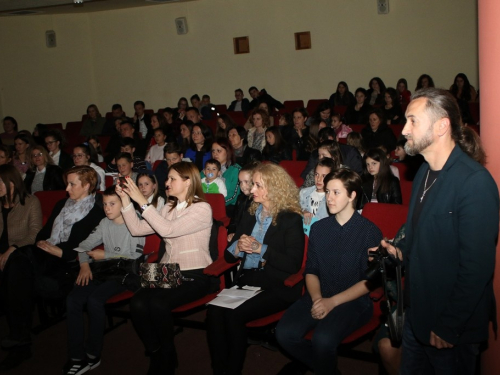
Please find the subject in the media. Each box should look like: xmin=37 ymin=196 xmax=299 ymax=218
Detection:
xmin=284 ymin=268 xmax=305 ymax=287
xmin=204 ymin=258 xmax=239 ymax=277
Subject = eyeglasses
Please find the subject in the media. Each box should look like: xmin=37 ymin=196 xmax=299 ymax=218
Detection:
xmin=32 ymin=153 xmax=43 ymax=158
xmin=72 ymin=154 xmax=86 ymax=159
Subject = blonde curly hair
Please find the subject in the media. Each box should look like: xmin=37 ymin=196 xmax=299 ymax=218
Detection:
xmin=249 ymin=163 xmax=302 ymax=225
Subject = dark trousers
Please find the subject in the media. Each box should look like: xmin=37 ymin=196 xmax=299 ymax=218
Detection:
xmin=66 ymin=280 xmax=127 ymax=359
xmin=275 ymin=296 xmax=372 ymax=375
xmin=0 ymin=251 xmax=35 ymax=343
xmin=206 ymin=290 xmax=293 ymax=375
xmin=130 ymin=269 xmax=209 ymax=369
xmin=400 ymin=308 xmax=480 ymax=375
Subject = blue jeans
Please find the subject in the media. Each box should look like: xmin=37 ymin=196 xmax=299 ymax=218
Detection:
xmin=66 ymin=280 xmax=127 ymax=359
xmin=276 ymin=295 xmax=372 ymax=375
xmin=400 ymin=308 xmax=480 ymax=375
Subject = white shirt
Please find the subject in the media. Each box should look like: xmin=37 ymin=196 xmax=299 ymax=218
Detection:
xmin=50 ymin=150 xmax=61 ymax=166
xmin=138 ymin=116 xmax=148 ymax=138
xmin=145 ymin=144 xmax=165 ymax=165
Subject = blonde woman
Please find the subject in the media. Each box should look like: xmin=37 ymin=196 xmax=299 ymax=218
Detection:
xmin=207 ymin=163 xmax=304 ymax=375
xmin=24 ymin=146 xmax=65 ymax=194
xmin=246 ymin=108 xmax=270 ymax=152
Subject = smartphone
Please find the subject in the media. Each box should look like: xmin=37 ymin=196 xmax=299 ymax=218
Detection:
xmin=118 ymin=177 xmax=127 ymax=187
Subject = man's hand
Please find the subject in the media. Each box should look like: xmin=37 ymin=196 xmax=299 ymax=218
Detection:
xmin=430 ymin=331 xmax=454 ymax=349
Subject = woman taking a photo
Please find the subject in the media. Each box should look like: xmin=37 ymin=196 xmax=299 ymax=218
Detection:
xmin=358 ymin=148 xmax=402 ymax=209
xmin=0 ymin=166 xmax=104 ymax=371
xmin=24 ymin=146 xmax=65 ymax=194
xmin=277 ymin=168 xmax=382 ymax=375
xmin=207 ymin=163 xmax=304 ymax=375
xmin=116 ymin=161 xmax=213 ymax=374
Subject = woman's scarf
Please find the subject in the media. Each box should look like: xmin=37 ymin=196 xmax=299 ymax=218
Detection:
xmin=46 ymin=194 xmax=95 ymax=245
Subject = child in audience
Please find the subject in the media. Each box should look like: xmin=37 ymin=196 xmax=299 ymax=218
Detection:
xmin=394 ymin=140 xmax=407 ymax=162
xmin=87 ymin=136 xmax=104 ymax=163
xmin=201 ymin=159 xmax=227 ymax=196
xmin=331 ymin=113 xmax=352 ymax=139
xmin=300 ymin=158 xmax=337 ymax=235
xmin=262 ymin=126 xmax=292 ymax=164
xmin=106 ymin=138 xmax=147 ymax=173
xmin=136 ymin=172 xmax=165 ymax=212
xmin=154 ymin=143 xmax=185 ymax=197
xmin=64 ymin=186 xmax=145 ymax=375
xmin=114 ymin=152 xmax=138 ymax=184
xmin=145 ymin=128 xmax=167 ymax=166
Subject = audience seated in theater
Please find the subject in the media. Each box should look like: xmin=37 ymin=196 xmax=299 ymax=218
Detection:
xmin=331 ymin=113 xmax=352 ymax=139
xmin=177 ymin=120 xmax=193 ymax=154
xmin=190 ymin=94 xmax=212 ymax=120
xmin=113 ymin=152 xmax=138 ymax=184
xmin=291 ymin=108 xmax=310 ymax=161
xmin=44 ymin=130 xmax=74 ymax=171
xmin=174 ymin=97 xmax=189 ymax=122
xmin=361 ymin=109 xmax=397 ymax=152
xmin=215 ymin=113 xmax=237 ymax=140
xmin=80 ymin=104 xmax=106 ymax=137
xmin=86 ymin=135 xmax=104 ymax=163
xmin=136 ymin=172 xmax=165 ymax=213
xmin=248 ymin=86 xmax=284 ymax=111
xmin=1 ymin=116 xmax=18 ymax=148
xmin=0 ymin=166 xmax=104 ymax=371
xmin=206 ymin=163 xmax=304 ymax=375
xmin=278 ymin=112 xmax=294 ymax=144
xmin=306 ymin=101 xmax=331 ymax=127
xmin=358 ymin=148 xmax=402 ymax=209
xmin=228 ymin=126 xmax=262 ymax=167
xmin=133 ymin=100 xmax=152 ymax=140
xmin=301 ymin=139 xmax=343 ymax=189
xmin=329 ymin=81 xmax=355 ymax=107
xmin=396 ymin=78 xmax=411 ymax=108
xmin=116 ymin=161 xmax=213 ymax=375
xmin=276 ymin=168 xmax=382 ymax=375
xmin=262 ymin=126 xmax=292 ymax=165
xmin=24 ymin=146 xmax=65 ymax=194
xmin=63 ymin=186 xmax=146 ymax=375
xmin=145 ymin=128 xmax=168 ymax=166
xmin=102 ymin=104 xmax=125 ymax=136
xmin=154 ymin=142 xmax=184 ymax=198
xmin=393 ymin=139 xmax=424 ymax=181
xmin=228 ymin=88 xmax=250 ymax=116
xmin=247 ymin=109 xmax=269 ymax=153
xmin=227 ymin=161 xmax=259 ymax=242
xmin=415 ymin=74 xmax=435 ymax=91
xmin=210 ymin=137 xmax=242 ymax=212
xmin=72 ymin=143 xmax=106 ymax=191
xmin=450 ymin=73 xmax=477 ymax=103
xmin=344 ymin=88 xmax=371 ymax=125
xmin=184 ymin=123 xmax=213 ymax=172
xmin=12 ymin=134 xmax=34 ymax=177
xmin=106 ymin=137 xmax=147 ymax=173
xmin=383 ymin=88 xmax=405 ymax=125
xmin=366 ymin=77 xmax=387 ymax=106
xmin=0 ymin=145 xmax=13 ymax=166
xmin=300 ymin=157 xmax=337 ymax=227
xmin=346 ymin=131 xmax=365 ymax=158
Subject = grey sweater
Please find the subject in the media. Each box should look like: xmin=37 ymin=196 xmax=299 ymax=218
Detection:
xmin=75 ymin=218 xmax=145 ymax=264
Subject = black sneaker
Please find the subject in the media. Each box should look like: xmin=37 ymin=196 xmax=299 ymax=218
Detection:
xmin=86 ymin=355 xmax=101 ymax=370
xmin=62 ymin=359 xmax=90 ymax=375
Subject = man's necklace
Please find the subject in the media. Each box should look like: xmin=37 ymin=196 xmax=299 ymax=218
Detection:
xmin=420 ymin=170 xmax=437 ymax=203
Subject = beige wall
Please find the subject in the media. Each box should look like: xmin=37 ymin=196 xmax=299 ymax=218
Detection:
xmin=0 ymin=0 xmax=478 ymax=130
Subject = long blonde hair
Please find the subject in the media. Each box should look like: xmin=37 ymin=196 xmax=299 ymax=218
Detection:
xmin=249 ymin=163 xmax=302 ymax=225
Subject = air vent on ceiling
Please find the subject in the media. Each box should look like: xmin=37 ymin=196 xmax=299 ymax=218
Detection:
xmin=6 ymin=10 xmax=43 ymax=15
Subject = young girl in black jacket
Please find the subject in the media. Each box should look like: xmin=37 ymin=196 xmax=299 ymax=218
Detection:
xmin=358 ymin=148 xmax=402 ymax=209
xmin=262 ymin=126 xmax=292 ymax=164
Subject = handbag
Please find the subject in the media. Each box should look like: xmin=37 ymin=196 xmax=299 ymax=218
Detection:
xmin=90 ymin=256 xmax=145 ymax=292
xmin=139 ymin=262 xmax=185 ymax=288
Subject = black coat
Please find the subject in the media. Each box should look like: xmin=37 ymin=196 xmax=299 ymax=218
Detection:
xmin=361 ymin=123 xmax=397 ymax=152
xmin=344 ymin=103 xmax=372 ymax=125
xmin=225 ymin=210 xmax=304 ymax=303
xmin=57 ymin=151 xmax=74 ymax=171
xmin=24 ymin=164 xmax=65 ymax=194
xmin=228 ymin=99 xmax=251 ymax=117
xmin=358 ymin=174 xmax=402 ymax=209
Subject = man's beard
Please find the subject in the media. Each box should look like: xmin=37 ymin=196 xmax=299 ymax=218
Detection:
xmin=404 ymin=127 xmax=433 ymax=156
